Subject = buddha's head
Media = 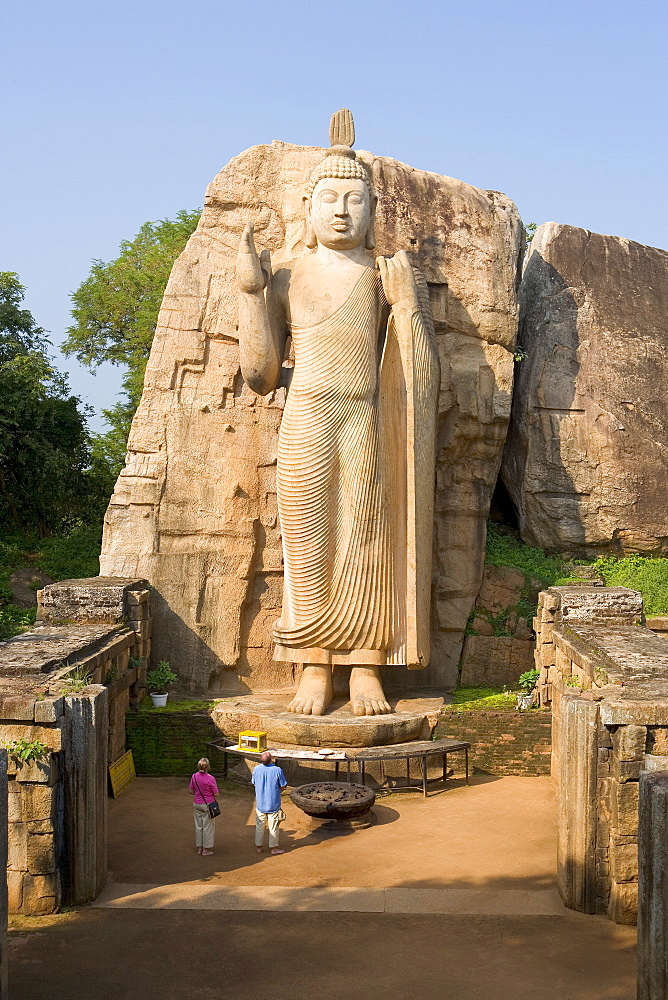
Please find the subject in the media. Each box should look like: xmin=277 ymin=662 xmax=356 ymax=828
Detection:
xmin=303 ymin=109 xmax=376 ymax=251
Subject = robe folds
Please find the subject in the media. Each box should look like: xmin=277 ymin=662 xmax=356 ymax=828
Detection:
xmin=273 ymin=265 xmax=439 ymax=669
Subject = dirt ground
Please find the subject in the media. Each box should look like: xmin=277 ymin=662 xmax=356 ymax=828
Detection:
xmin=8 ymin=775 xmax=637 ymax=999
xmin=106 ymin=773 xmax=557 ymax=888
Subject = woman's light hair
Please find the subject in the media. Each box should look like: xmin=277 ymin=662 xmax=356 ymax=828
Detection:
xmin=197 ymin=758 xmax=210 ymax=772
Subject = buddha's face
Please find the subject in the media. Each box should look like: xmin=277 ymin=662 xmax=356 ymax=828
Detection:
xmin=309 ymin=177 xmax=371 ymax=250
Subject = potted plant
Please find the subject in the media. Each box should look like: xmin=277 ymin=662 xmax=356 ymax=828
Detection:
xmin=516 ymin=668 xmax=539 ymax=711
xmin=146 ymin=660 xmax=177 ymax=708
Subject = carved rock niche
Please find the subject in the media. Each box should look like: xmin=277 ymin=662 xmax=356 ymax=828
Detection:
xmin=100 ymin=141 xmax=523 ymax=695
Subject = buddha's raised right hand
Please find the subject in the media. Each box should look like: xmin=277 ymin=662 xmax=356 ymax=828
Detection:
xmin=237 ymin=223 xmax=270 ymax=294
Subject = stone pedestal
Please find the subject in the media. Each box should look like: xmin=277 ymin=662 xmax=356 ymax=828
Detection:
xmin=212 ymin=693 xmax=443 ymax=749
xmin=637 ymin=771 xmax=668 ymax=1000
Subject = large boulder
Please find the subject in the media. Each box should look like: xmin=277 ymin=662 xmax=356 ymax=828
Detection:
xmin=100 ymin=141 xmax=523 ymax=694
xmin=503 ymin=223 xmax=668 ymax=556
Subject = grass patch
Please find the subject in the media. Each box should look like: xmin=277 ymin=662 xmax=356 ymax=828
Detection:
xmin=136 ymin=697 xmax=219 ymax=713
xmin=485 ymin=523 xmax=584 ymax=585
xmin=35 ymin=521 xmax=102 ymax=580
xmin=594 ymin=555 xmax=668 ymax=616
xmin=444 ymin=686 xmax=518 ymax=711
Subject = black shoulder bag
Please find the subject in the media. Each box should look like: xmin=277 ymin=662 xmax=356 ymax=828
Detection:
xmin=194 ymin=774 xmax=221 ymax=818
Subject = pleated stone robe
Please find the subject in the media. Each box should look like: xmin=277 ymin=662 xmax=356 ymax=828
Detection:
xmin=273 ymin=265 xmax=440 ymax=670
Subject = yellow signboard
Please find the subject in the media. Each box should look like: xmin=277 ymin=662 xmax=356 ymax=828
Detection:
xmin=109 ymin=750 xmax=136 ymax=798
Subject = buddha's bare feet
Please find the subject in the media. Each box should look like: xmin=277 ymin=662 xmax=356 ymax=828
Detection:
xmin=287 ymin=665 xmax=333 ymax=716
xmin=350 ymin=666 xmax=391 ymax=716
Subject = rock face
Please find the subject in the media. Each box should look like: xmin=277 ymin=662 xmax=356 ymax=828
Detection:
xmin=100 ymin=141 xmax=523 ymax=694
xmin=503 ymin=223 xmax=668 ymax=556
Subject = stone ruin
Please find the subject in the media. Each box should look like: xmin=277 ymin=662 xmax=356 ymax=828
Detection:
xmin=1 ymin=129 xmax=668 ymax=982
xmin=0 ymin=579 xmax=151 ymax=916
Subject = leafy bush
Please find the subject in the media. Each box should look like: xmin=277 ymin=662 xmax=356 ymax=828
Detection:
xmin=146 ymin=660 xmax=177 ymax=694
xmin=594 ymin=555 xmax=668 ymax=617
xmin=36 ymin=521 xmax=102 ymax=580
xmin=0 ymin=604 xmax=35 ymax=641
xmin=3 ymin=738 xmax=51 ymax=762
xmin=0 ymin=522 xmax=103 ymax=642
xmin=518 ymin=669 xmax=540 ymax=693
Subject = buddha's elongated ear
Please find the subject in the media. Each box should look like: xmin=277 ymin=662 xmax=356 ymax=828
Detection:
xmin=302 ymin=195 xmax=317 ymax=249
xmin=365 ymin=194 xmax=378 ymax=251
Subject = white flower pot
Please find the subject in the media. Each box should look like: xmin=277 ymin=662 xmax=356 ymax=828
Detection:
xmin=150 ymin=693 xmax=168 ymax=708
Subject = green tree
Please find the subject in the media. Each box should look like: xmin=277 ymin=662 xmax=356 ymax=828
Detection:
xmin=525 ymin=222 xmax=537 ymax=249
xmin=63 ymin=209 xmax=201 ymax=474
xmin=0 ymin=272 xmax=49 ymax=360
xmin=0 ymin=275 xmax=95 ymax=535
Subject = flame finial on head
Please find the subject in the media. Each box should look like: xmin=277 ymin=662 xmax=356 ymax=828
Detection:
xmin=329 ymin=108 xmax=355 ymax=151
xmin=306 ymin=109 xmax=373 ymax=197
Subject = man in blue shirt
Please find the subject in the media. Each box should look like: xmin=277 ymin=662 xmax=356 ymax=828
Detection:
xmin=251 ymin=751 xmax=288 ymax=855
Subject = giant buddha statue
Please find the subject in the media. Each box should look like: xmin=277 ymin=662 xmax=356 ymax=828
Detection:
xmin=237 ymin=110 xmax=440 ymax=717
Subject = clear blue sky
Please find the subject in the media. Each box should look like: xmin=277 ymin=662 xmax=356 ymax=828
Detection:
xmin=2 ymin=0 xmax=666 ymax=431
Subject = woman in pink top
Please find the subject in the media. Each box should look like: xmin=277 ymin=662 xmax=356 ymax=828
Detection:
xmin=189 ymin=758 xmax=219 ymax=855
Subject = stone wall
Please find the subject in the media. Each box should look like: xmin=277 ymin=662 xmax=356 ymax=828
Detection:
xmin=1 ymin=577 xmax=150 ymax=914
xmin=126 ymin=708 xmax=217 ymax=776
xmin=99 ymin=140 xmax=524 ymax=695
xmin=534 ymin=584 xmax=668 ymax=924
xmin=123 ymin=702 xmax=551 ymax=778
xmin=435 ymin=709 xmax=551 ymax=775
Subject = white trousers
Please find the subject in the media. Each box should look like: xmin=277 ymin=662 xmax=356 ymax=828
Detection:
xmin=194 ymin=802 xmax=215 ymax=848
xmin=255 ymin=808 xmax=281 ymax=848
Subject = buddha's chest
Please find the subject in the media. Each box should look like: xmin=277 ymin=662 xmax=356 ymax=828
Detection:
xmin=284 ymin=265 xmax=384 ymax=329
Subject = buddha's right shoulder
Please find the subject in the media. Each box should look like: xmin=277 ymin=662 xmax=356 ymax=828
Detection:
xmin=271 ymin=255 xmax=309 ymax=290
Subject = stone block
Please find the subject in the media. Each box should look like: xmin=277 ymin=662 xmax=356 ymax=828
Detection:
xmin=607 ymin=880 xmax=638 ymax=925
xmin=127 ymin=604 xmax=148 ymax=621
xmin=557 ymin=696 xmax=600 ymax=913
xmin=598 ymin=727 xmax=613 ymax=749
xmin=644 ymin=754 xmax=668 ymax=772
xmin=638 ymin=772 xmax=668 ymax=997
xmin=7 ymin=870 xmax=23 ymax=912
xmin=26 ymin=819 xmax=53 ymax=835
xmin=39 ymin=577 xmax=148 ymax=626
xmin=133 ymin=622 xmax=152 ymax=643
xmin=647 ymin=727 xmax=668 ymax=755
xmin=21 ymin=872 xmax=59 ymax=915
xmin=0 ymin=722 xmax=62 ymax=753
xmin=26 ymin=832 xmax=55 ymax=875
xmin=7 ymin=784 xmax=21 ymax=823
xmin=34 ymin=697 xmax=64 ymax=723
xmin=8 ymin=821 xmax=26 ymax=870
xmin=610 ymin=841 xmax=638 ymax=882
xmin=21 ymin=783 xmax=55 ymax=823
xmin=0 ymin=695 xmax=35 ymax=721
xmin=11 ymin=754 xmax=59 ymax=785
xmin=125 ymin=588 xmax=149 ymax=607
xmin=612 ymin=725 xmax=647 ymax=761
xmin=614 ymin=759 xmax=643 ymax=783
xmin=611 ymin=780 xmax=639 ymax=837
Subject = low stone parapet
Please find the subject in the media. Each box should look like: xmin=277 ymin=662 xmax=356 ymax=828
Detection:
xmin=0 ymin=576 xmax=151 ymax=914
xmin=535 ymin=585 xmax=668 ymax=924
